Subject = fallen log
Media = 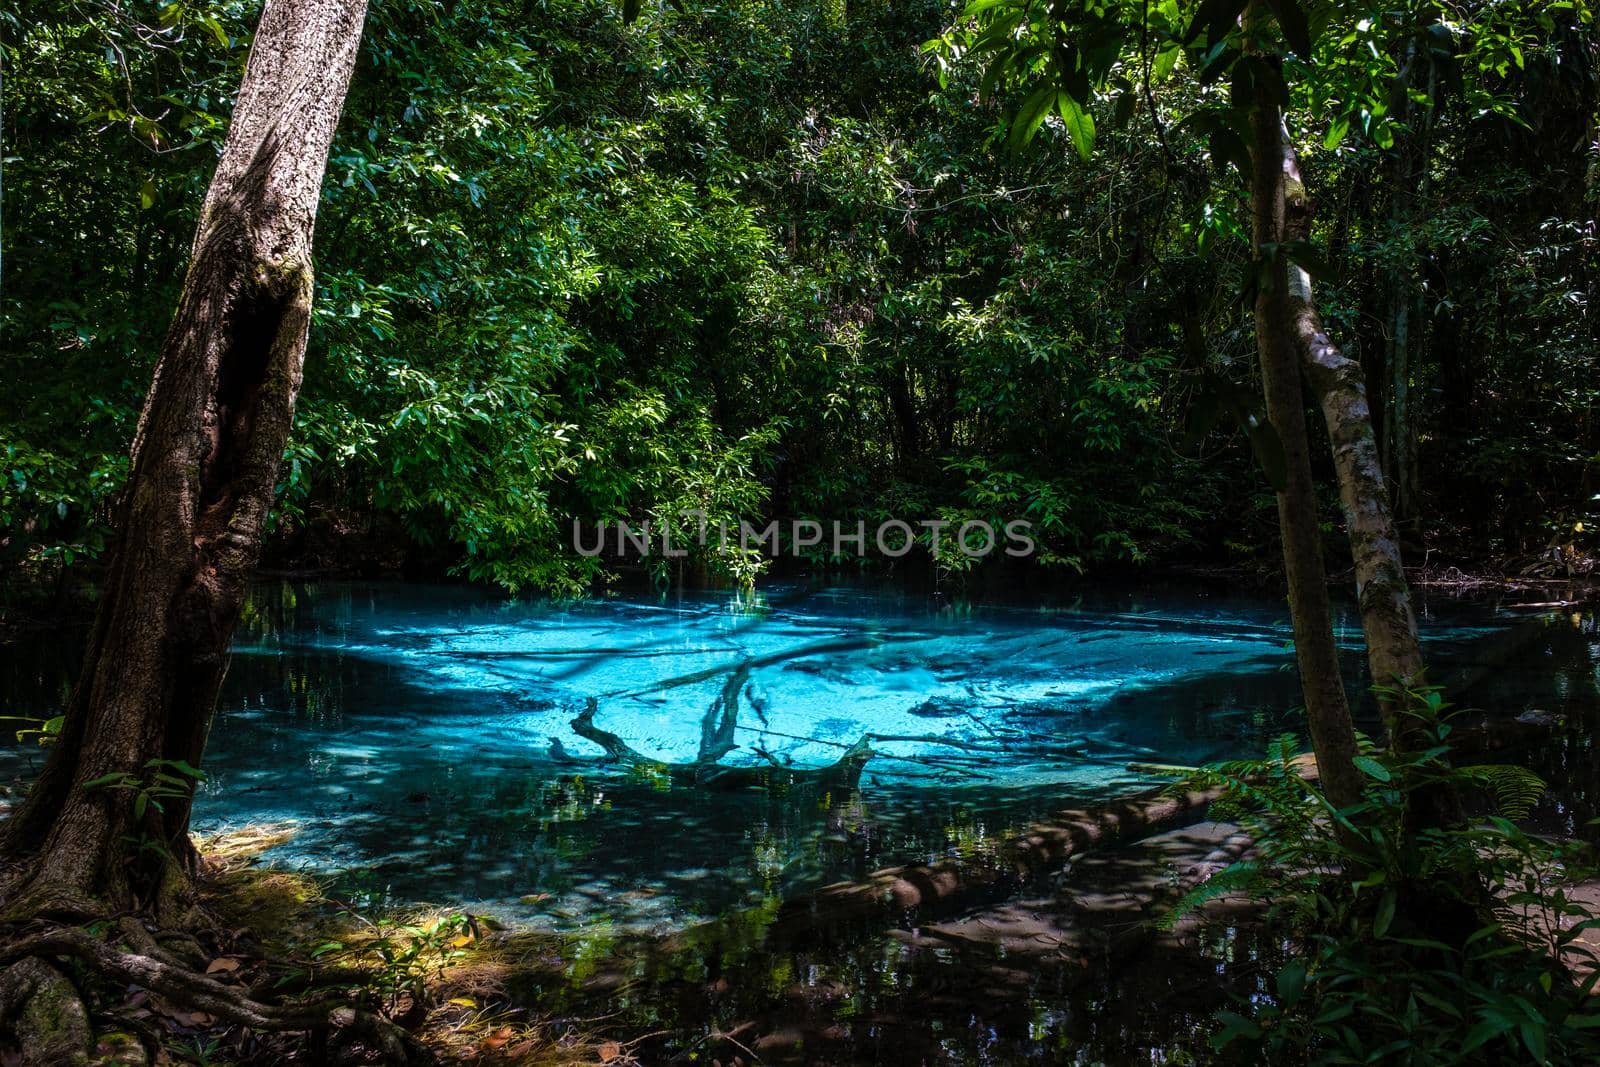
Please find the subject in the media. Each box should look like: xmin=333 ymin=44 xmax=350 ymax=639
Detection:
xmin=751 ymin=751 xmax=1322 ymax=951
xmin=567 ymin=697 xmax=875 ymax=791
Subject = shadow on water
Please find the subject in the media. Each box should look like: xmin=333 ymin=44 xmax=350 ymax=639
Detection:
xmin=4 ymin=581 xmax=1599 ymax=1061
xmin=483 ymin=612 xmax=1600 ymax=1065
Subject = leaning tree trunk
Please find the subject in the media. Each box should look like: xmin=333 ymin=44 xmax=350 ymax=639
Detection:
xmin=1246 ymin=46 xmax=1364 ymax=811
xmin=1272 ymin=123 xmax=1429 ymax=739
xmin=1264 ymin=66 xmax=1465 ymax=836
xmin=2 ymin=0 xmax=368 ymax=920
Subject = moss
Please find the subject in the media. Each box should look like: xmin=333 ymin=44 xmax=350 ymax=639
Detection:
xmin=90 ymin=1031 xmax=148 ymax=1065
xmin=8 ymin=960 xmax=93 ymax=1065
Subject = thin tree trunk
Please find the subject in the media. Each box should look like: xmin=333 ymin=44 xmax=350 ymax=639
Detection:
xmin=1275 ymin=130 xmax=1428 ymax=730
xmin=1380 ymin=41 xmax=1435 ymax=527
xmin=3 ymin=0 xmax=368 ymax=919
xmin=1245 ymin=45 xmax=1364 ymax=811
xmin=1268 ymin=57 xmax=1469 ymax=842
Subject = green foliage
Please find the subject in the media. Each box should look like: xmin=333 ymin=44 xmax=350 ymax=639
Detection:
xmin=83 ymin=758 xmax=207 ymax=860
xmin=304 ymin=913 xmax=476 ymax=1017
xmin=3 ymin=0 xmax=1229 ymax=591
xmin=2 ymin=0 xmax=1595 ymax=590
xmin=1 ymin=713 xmax=64 ymax=745
xmin=1166 ymin=689 xmax=1600 ymax=1063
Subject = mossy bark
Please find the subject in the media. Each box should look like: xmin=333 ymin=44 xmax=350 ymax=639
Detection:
xmin=0 ymin=957 xmax=94 ymax=1065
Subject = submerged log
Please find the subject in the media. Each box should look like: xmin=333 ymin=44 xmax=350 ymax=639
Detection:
xmin=567 ymin=697 xmax=875 ymax=791
xmin=755 ymin=751 xmax=1321 ymax=949
xmin=761 ymin=786 xmax=1217 ymax=948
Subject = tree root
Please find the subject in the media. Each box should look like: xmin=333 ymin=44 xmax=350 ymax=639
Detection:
xmin=0 ymin=956 xmax=95 ymax=1065
xmin=0 ymin=925 xmax=435 ymax=1065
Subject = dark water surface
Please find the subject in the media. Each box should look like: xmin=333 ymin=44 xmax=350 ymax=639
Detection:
xmin=7 ymin=580 xmax=1600 ymax=1062
xmin=4 ymin=579 xmax=1586 ymax=935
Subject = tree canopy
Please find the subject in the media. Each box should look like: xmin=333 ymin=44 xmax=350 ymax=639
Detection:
xmin=3 ymin=0 xmax=1595 ymax=593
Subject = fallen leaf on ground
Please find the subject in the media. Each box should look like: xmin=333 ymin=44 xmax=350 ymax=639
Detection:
xmin=481 ymin=1027 xmax=516 ymax=1050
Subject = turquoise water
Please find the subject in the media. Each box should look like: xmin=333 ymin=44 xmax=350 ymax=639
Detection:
xmin=0 ymin=581 xmax=1562 ymax=930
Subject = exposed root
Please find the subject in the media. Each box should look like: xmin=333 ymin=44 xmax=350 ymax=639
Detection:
xmin=0 ymin=924 xmax=435 ymax=1065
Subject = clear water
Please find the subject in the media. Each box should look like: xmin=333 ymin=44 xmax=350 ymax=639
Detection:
xmin=0 ymin=580 xmax=1559 ymax=931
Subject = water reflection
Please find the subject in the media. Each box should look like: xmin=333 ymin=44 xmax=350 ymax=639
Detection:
xmin=0 ymin=580 xmax=1568 ymax=931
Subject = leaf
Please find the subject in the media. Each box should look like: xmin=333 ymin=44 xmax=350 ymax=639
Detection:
xmin=1324 ymin=115 xmax=1350 ymax=149
xmin=1374 ymin=887 xmax=1397 ymax=938
xmin=1243 ymin=415 xmax=1287 ymax=492
xmin=599 ymin=1041 xmax=623 ymax=1062
xmin=1353 ymin=755 xmax=1392 ymax=782
xmin=1008 ymin=84 xmax=1056 ymax=151
xmin=1153 ymin=43 xmax=1180 ymax=81
xmin=1057 ymin=93 xmax=1095 ymax=161
xmin=201 ymin=16 xmax=229 ymax=50
xmin=1276 ymin=959 xmax=1306 ymax=1005
xmin=1520 ymin=1020 xmax=1546 ymax=1064
xmin=205 ymin=957 xmax=243 ymax=974
xmin=165 ymin=759 xmax=207 ymax=780
xmin=82 ymin=773 xmax=124 ymax=790
xmin=622 ymin=0 xmax=642 ymax=24
xmin=1210 ymin=1009 xmax=1262 ymax=1048
xmin=1460 ymin=1017 xmax=1511 ymax=1053
xmin=1209 ymin=128 xmax=1251 ymax=179
xmin=1185 ymin=0 xmax=1248 ymax=46
xmin=1113 ymin=87 xmax=1137 ymax=128
xmin=139 ymin=179 xmax=156 ymax=210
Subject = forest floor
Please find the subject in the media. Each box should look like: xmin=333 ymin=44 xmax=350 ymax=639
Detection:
xmin=173 ymin=808 xmax=1270 ymax=1065
xmin=10 ymin=727 xmax=1595 ymax=1065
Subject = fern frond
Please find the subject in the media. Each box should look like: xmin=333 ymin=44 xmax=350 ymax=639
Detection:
xmin=1157 ymin=860 xmax=1265 ymax=930
xmin=1460 ymin=764 xmax=1546 ymax=822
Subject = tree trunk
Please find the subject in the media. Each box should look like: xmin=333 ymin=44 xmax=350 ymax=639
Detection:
xmin=1379 ymin=41 xmax=1435 ymax=528
xmin=2 ymin=0 xmax=368 ymax=920
xmin=1272 ymin=100 xmax=1471 ymax=842
xmin=1273 ymin=127 xmax=1429 ymax=739
xmin=1245 ymin=48 xmax=1364 ymax=811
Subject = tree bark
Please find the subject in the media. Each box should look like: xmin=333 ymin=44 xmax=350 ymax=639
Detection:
xmin=2 ymin=0 xmax=368 ymax=919
xmin=1271 ymin=95 xmax=1471 ymax=839
xmin=1274 ymin=124 xmax=1429 ymax=741
xmin=1245 ymin=47 xmax=1364 ymax=811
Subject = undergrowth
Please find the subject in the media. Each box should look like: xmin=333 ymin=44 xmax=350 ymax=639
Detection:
xmin=1164 ymin=687 xmax=1600 ymax=1065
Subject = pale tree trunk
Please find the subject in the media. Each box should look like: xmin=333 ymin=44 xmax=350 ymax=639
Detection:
xmin=1273 ymin=130 xmax=1429 ymax=735
xmin=1246 ymin=49 xmax=1364 ymax=811
xmin=3 ymin=0 xmax=368 ymax=920
xmin=1266 ymin=59 xmax=1468 ymax=840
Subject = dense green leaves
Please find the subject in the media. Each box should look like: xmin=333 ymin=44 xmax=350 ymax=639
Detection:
xmin=1 ymin=0 xmax=1595 ymax=592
